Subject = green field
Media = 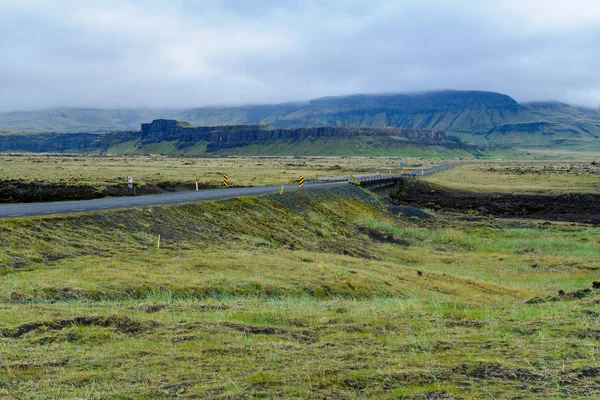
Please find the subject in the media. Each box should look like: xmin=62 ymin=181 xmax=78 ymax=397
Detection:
xmin=1 ymin=167 xmax=600 ymax=398
xmin=0 ymin=155 xmax=440 ymax=189
xmin=102 ymin=136 xmax=474 ymax=158
xmin=423 ymin=162 xmax=600 ymax=194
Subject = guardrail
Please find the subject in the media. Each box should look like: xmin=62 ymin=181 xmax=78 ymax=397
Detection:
xmin=296 ymin=164 xmax=455 ymax=185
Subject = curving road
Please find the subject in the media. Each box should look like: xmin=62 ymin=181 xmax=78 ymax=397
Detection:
xmin=0 ymin=164 xmax=454 ymax=219
xmin=0 ymin=182 xmax=346 ymax=219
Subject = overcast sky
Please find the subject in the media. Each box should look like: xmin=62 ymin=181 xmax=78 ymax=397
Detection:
xmin=1 ymin=0 xmax=599 ymax=111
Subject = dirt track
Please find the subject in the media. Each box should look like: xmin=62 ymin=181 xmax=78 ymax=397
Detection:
xmin=391 ymin=180 xmax=600 ymax=225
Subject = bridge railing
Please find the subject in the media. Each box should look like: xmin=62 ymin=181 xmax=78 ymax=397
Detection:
xmin=300 ymin=164 xmax=455 ymax=184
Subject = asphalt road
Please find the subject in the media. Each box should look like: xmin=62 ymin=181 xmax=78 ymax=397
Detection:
xmin=0 ymin=181 xmax=346 ymax=219
xmin=0 ymin=164 xmax=454 ymax=219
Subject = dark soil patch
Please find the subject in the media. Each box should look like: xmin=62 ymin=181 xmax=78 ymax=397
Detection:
xmin=0 ymin=179 xmax=103 ymax=203
xmin=442 ymin=320 xmax=486 ymax=328
xmin=1 ymin=315 xmax=158 ymax=338
xmin=387 ymin=205 xmax=432 ymax=219
xmin=577 ymin=329 xmax=600 ymax=340
xmin=0 ymin=179 xmax=218 ymax=203
xmin=359 ymin=227 xmax=410 ymax=247
xmin=218 ymin=322 xmax=319 ymax=343
xmin=134 ymin=303 xmax=169 ymax=313
xmin=391 ymin=180 xmax=600 ymax=225
xmin=577 ymin=367 xmax=600 ymax=378
xmin=454 ymin=362 xmax=542 ymax=382
xmin=526 ymin=284 xmax=600 ymax=304
xmin=413 ymin=393 xmax=457 ymax=400
xmin=220 ymin=322 xmax=281 ymax=335
xmin=195 ymin=304 xmax=231 ymax=312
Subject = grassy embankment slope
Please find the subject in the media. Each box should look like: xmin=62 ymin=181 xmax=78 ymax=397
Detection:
xmin=1 ymin=181 xmax=599 ymax=398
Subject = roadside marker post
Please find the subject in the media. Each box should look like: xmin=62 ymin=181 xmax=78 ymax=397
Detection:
xmin=157 ymin=234 xmax=161 ymax=250
xmin=195 ymin=181 xmax=199 ymax=191
xmin=280 ymin=185 xmax=284 ymax=195
xmin=223 ymin=174 xmax=229 ymax=187
xmin=299 ymin=176 xmax=305 ymax=188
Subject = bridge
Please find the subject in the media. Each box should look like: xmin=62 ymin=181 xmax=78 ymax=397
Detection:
xmin=304 ymin=164 xmax=455 ymax=190
xmin=0 ymin=164 xmax=454 ymax=219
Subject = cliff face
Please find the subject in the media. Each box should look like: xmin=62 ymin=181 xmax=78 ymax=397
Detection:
xmin=137 ymin=120 xmax=455 ymax=152
xmin=0 ymin=133 xmax=101 ymax=153
xmin=0 ymin=131 xmax=142 ymax=153
xmin=0 ymin=120 xmax=459 ymax=155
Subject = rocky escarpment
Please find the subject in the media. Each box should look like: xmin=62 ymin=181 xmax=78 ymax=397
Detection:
xmin=0 ymin=131 xmax=139 ymax=153
xmin=0 ymin=119 xmax=463 ymax=155
xmin=0 ymin=133 xmax=101 ymax=153
xmin=139 ymin=119 xmax=457 ymax=152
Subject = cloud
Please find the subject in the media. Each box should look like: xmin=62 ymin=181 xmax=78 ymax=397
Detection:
xmin=0 ymin=0 xmax=599 ymax=111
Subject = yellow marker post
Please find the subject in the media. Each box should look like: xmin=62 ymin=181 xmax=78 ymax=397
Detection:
xmin=280 ymin=185 xmax=284 ymax=195
xmin=299 ymin=176 xmax=305 ymax=188
xmin=157 ymin=234 xmax=161 ymax=249
xmin=223 ymin=174 xmax=229 ymax=187
xmin=350 ymin=174 xmax=355 ymax=181
xmin=195 ymin=181 xmax=199 ymax=191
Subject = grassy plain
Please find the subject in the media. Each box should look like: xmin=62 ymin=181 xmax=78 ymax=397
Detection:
xmin=0 ymin=155 xmax=440 ymax=189
xmin=1 ymin=160 xmax=600 ymax=398
xmin=423 ymin=162 xmax=600 ymax=194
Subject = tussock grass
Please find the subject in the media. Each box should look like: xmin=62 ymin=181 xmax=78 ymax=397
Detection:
xmin=1 ymin=185 xmax=599 ymax=398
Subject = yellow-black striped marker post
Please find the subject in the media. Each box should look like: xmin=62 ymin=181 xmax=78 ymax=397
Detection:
xmin=223 ymin=174 xmax=229 ymax=187
xmin=299 ymin=176 xmax=304 ymax=188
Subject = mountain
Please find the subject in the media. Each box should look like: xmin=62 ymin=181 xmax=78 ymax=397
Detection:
xmin=176 ymin=91 xmax=600 ymax=149
xmin=1 ymin=90 xmax=599 ymax=150
xmin=0 ymin=108 xmax=179 ymax=133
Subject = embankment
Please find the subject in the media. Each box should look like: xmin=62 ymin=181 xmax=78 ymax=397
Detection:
xmin=391 ymin=179 xmax=600 ymax=224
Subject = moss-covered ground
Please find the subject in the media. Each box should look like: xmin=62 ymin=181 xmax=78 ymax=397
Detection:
xmin=1 ymin=182 xmax=599 ymax=398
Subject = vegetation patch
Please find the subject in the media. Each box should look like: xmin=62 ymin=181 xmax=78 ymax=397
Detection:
xmin=1 ymin=164 xmax=599 ymax=398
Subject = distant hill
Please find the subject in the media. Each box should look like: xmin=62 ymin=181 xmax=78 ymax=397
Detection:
xmin=1 ymin=90 xmax=599 ymax=150
xmin=0 ymin=108 xmax=179 ymax=133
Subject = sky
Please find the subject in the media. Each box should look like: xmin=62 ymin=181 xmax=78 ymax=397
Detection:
xmin=1 ymin=0 xmax=599 ymax=112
